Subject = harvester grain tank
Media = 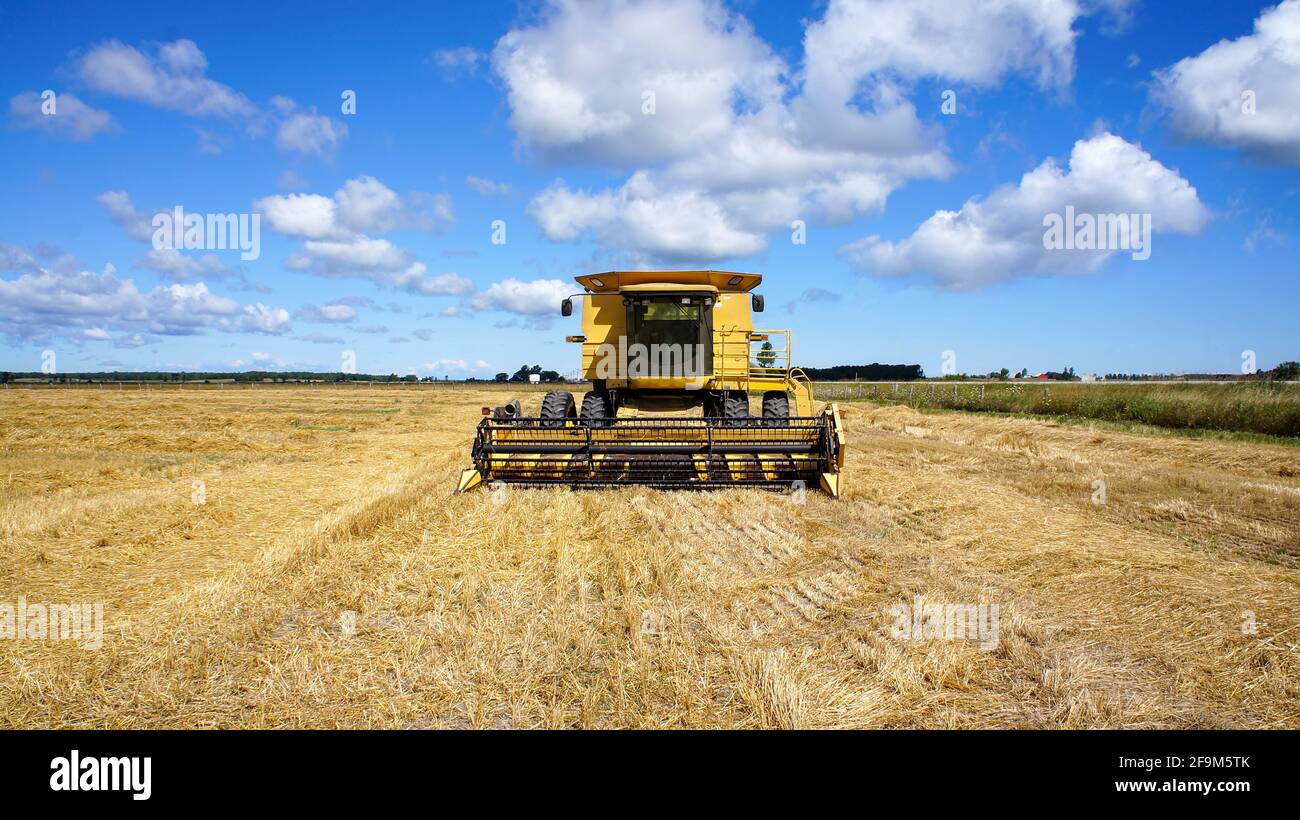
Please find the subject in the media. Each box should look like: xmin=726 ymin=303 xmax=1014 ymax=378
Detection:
xmin=457 ymin=270 xmax=845 ymax=496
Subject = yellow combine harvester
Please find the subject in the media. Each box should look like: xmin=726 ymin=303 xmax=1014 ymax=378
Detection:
xmin=456 ymin=270 xmax=845 ymax=496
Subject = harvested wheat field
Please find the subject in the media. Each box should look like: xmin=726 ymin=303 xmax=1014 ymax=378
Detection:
xmin=1 ymin=385 xmax=1297 ymax=728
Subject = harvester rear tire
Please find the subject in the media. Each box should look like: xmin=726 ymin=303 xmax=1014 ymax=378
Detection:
xmin=580 ymin=390 xmax=615 ymax=427
xmin=722 ymin=391 xmax=751 ymax=427
xmin=762 ymin=391 xmax=790 ymax=426
xmin=539 ymin=391 xmax=576 ymax=428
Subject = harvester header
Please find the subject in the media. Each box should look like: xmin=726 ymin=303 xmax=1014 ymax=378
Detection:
xmin=457 ymin=270 xmax=845 ymax=497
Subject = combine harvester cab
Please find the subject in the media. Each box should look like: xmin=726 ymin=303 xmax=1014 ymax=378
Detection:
xmin=457 ymin=270 xmax=846 ymax=497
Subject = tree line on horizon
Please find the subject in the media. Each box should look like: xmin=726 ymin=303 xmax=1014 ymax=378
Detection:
xmin=4 ymin=360 xmax=1296 ymax=385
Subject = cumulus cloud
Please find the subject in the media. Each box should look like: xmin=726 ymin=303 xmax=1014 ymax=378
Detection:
xmin=283 ymin=243 xmax=473 ymax=297
xmin=255 ymin=192 xmax=338 ymax=240
xmin=97 ymin=191 xmax=154 ymax=241
xmin=74 ymin=39 xmax=346 ymax=158
xmin=842 ymin=133 xmax=1210 ymax=290
xmin=495 ymin=0 xmax=782 ymax=166
xmin=257 ymin=176 xmax=466 ymax=295
xmin=97 ymin=190 xmax=241 ymax=279
xmin=276 ymin=113 xmax=345 ymax=157
xmin=0 ymin=264 xmax=290 ymax=342
xmin=387 ymin=263 xmax=474 ymax=296
xmin=802 ymin=0 xmax=1079 ymax=98
xmin=1153 ymin=0 xmax=1300 ymax=166
xmin=76 ymin=39 xmax=257 ymax=119
xmin=332 ymin=176 xmax=453 ymax=233
xmin=8 ymin=91 xmax=116 ymax=141
xmin=286 ymin=238 xmax=410 ymax=274
xmin=256 ymin=176 xmax=454 ymax=239
xmin=496 ymin=0 xmax=1104 ymax=261
xmin=469 ymin=278 xmax=571 ymax=316
xmin=134 ymin=248 xmax=229 ymax=280
xmin=0 ymin=243 xmax=38 ymax=272
xmin=270 ymin=96 xmax=348 ymax=159
xmin=316 ymin=304 xmax=357 ymax=322
xmin=233 ymin=303 xmax=291 ymax=334
xmin=147 ymin=282 xmax=242 ymax=334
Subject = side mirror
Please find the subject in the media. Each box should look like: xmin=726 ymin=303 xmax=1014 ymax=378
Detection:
xmin=561 ymin=298 xmax=573 ymax=317
xmin=751 ymin=294 xmax=764 ymax=313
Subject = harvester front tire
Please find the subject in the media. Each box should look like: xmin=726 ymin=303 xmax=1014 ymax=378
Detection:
xmin=762 ymin=391 xmax=790 ymax=425
xmin=723 ymin=391 xmax=751 ymax=427
xmin=539 ymin=391 xmax=576 ymax=428
xmin=580 ymin=390 xmax=615 ymax=427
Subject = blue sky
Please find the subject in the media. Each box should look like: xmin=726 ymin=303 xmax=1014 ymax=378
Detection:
xmin=2 ymin=0 xmax=1296 ymax=378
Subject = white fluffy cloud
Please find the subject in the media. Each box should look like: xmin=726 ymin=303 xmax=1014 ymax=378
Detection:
xmin=276 ymin=113 xmax=346 ymax=157
xmin=255 ymin=193 xmax=338 ymax=240
xmin=134 ymin=248 xmax=229 ymax=281
xmin=801 ymin=0 xmax=1079 ymax=100
xmin=234 ymin=303 xmax=291 ymax=334
xmin=256 ymin=176 xmax=453 ymax=240
xmin=271 ymin=96 xmax=348 ymax=159
xmin=495 ymin=0 xmax=784 ymax=166
xmin=8 ymin=91 xmax=116 ymax=141
xmin=0 ymin=263 xmax=290 ymax=341
xmin=842 ymin=133 xmax=1210 ymax=290
xmin=497 ymin=0 xmax=1101 ymax=261
xmin=387 ymin=263 xmax=474 ymax=296
xmin=287 ymin=238 xmax=410 ymax=273
xmin=332 ymin=176 xmax=454 ymax=233
xmin=97 ymin=191 xmax=235 ymax=280
xmin=1154 ymin=0 xmax=1300 ymax=166
xmin=96 ymin=190 xmax=154 ymax=241
xmin=0 ymin=244 xmax=37 ymax=272
xmin=75 ymin=39 xmax=347 ymax=158
xmin=257 ymin=176 xmax=466 ymax=296
xmin=530 ymin=175 xmax=769 ymax=260
xmin=77 ymin=39 xmax=257 ymax=119
xmin=469 ymin=278 xmax=571 ymax=316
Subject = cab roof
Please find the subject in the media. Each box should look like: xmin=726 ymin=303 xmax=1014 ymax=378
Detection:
xmin=575 ymin=270 xmax=762 ymax=293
